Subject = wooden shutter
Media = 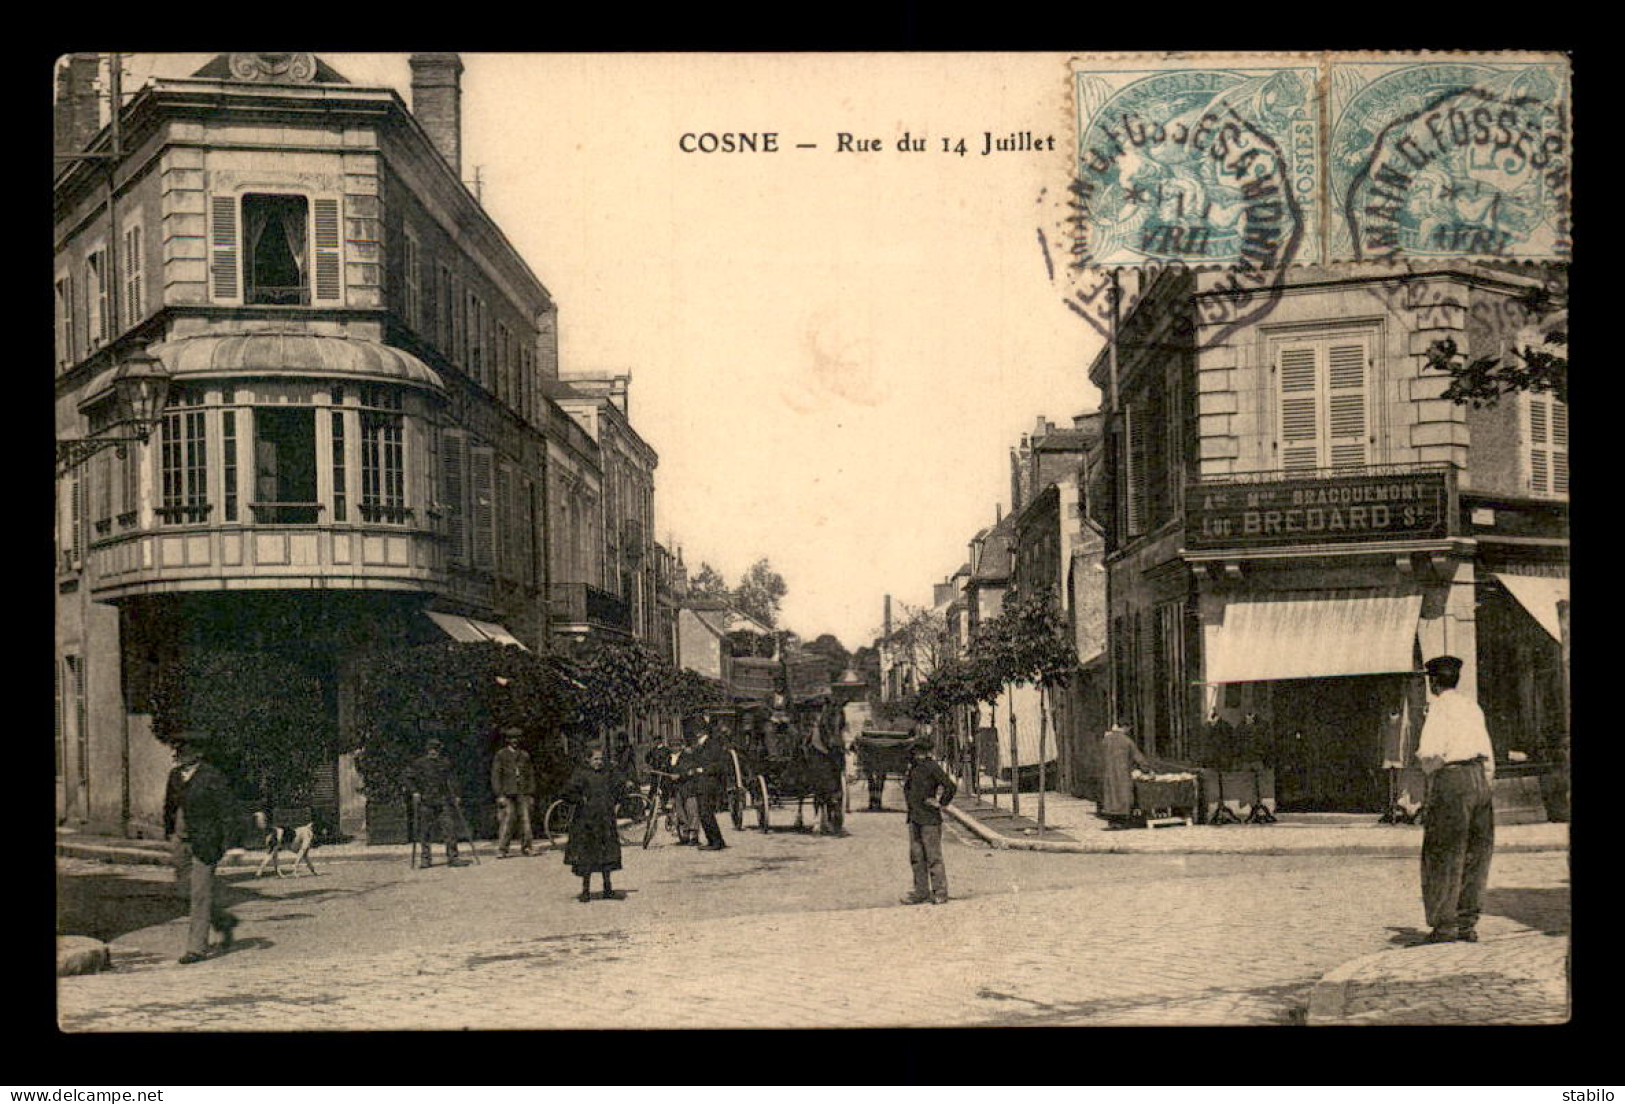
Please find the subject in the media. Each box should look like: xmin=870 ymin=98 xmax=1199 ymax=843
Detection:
xmin=1277 ymin=344 xmax=1320 ymax=471
xmin=403 ymin=233 xmax=420 ymax=328
xmin=209 ymin=196 xmax=240 ymax=303
xmin=470 ymin=445 xmax=496 ymax=570
xmin=1529 ymin=395 xmax=1553 ymax=495
xmin=441 ymin=429 xmax=468 ymax=566
xmin=1326 ymin=340 xmax=1369 ymax=468
xmin=69 ymin=474 xmax=84 ymax=569
xmin=123 ymin=224 xmax=143 ymax=326
xmin=1551 ymin=400 xmax=1568 ymax=496
xmin=1121 ymin=405 xmax=1146 ymax=536
xmin=495 ymin=461 xmax=512 ymax=579
xmin=312 ymin=197 xmax=343 ymax=303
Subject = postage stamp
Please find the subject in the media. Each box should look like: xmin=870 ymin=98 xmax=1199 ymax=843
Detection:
xmin=1328 ymin=56 xmax=1572 ymax=262
xmin=1069 ymin=57 xmax=1321 ymax=269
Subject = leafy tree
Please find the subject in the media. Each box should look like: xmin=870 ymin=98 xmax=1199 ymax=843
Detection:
xmin=688 ymin=562 xmax=731 ymax=601
xmin=1424 ymin=280 xmax=1568 ymax=407
xmin=803 ymin=633 xmax=853 ymax=681
xmin=149 ymin=649 xmax=335 ymax=809
xmin=733 ymin=558 xmax=787 ymax=629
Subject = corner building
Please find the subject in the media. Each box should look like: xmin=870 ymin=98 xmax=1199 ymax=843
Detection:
xmin=53 ymin=53 xmax=618 ymax=839
xmin=1093 ymin=263 xmax=1568 ymax=813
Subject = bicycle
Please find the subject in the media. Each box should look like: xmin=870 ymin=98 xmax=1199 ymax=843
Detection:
xmin=543 ymin=788 xmax=651 ymax=849
xmin=641 ymin=768 xmax=681 ymax=849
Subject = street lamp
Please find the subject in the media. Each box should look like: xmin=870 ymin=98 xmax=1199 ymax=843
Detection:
xmin=56 ymin=351 xmax=171 ymax=477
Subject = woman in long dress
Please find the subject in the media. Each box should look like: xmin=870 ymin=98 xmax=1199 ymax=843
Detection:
xmin=561 ymin=748 xmax=623 ymax=902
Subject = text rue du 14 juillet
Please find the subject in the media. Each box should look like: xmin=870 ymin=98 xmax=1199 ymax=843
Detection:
xmin=677 ymin=131 xmax=1056 ymax=156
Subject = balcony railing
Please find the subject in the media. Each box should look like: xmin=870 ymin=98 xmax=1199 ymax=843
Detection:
xmin=1193 ymin=460 xmax=1456 ymax=485
xmin=249 ymin=501 xmax=324 ymax=525
xmin=550 ymin=582 xmax=631 ymax=631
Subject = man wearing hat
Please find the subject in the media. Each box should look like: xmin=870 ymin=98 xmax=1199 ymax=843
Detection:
xmin=900 ymin=733 xmax=956 ymax=905
xmin=408 ymin=738 xmax=463 ymax=868
xmin=683 ymin=721 xmax=729 ymax=850
xmin=490 ymin=727 xmax=536 ymax=858
xmin=162 ymin=732 xmax=241 ymax=964
xmin=1413 ymin=654 xmax=1496 ymax=943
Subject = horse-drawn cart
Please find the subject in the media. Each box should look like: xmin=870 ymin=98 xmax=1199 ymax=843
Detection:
xmin=850 ymin=730 xmax=914 ymax=812
xmin=726 ymin=655 xmax=846 ymax=833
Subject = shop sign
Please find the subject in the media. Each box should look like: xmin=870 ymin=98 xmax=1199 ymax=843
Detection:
xmin=1186 ymin=468 xmax=1450 ymax=550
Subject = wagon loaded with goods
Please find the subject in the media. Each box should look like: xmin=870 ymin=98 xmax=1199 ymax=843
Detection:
xmin=848 ymin=729 xmax=914 ymax=813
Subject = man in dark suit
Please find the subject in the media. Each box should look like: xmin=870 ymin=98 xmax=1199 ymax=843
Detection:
xmin=684 ymin=723 xmax=729 ymax=850
xmin=162 ymin=732 xmax=241 ymax=964
xmin=900 ymin=734 xmax=957 ymax=905
xmin=408 ymin=738 xmax=463 ymax=868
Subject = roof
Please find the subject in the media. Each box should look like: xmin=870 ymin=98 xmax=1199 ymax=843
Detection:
xmin=1032 ymin=429 xmax=1091 ymax=451
xmin=150 ymin=333 xmax=445 ymax=391
xmin=971 ymin=514 xmax=1018 ymax=582
xmin=686 ymin=605 xmax=775 ymax=638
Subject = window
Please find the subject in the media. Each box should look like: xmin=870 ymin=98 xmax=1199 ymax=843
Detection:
xmin=497 ymin=323 xmax=511 ymax=405
xmin=1119 ymin=404 xmax=1147 ymax=538
xmin=55 ymin=274 xmax=75 ymax=368
xmin=253 ymin=407 xmax=319 ymax=524
xmin=330 ymin=409 xmax=347 ymax=523
xmin=222 ymin=411 xmax=239 ymax=522
xmin=118 ymin=444 xmax=140 ymax=527
xmin=92 ymin=451 xmax=114 ymax=537
xmin=470 ymin=445 xmax=496 ymax=569
xmin=402 ymin=232 xmax=421 ymax=329
xmin=441 ymin=429 xmax=469 ymax=565
xmin=1527 ymin=393 xmax=1569 ymax=498
xmin=1274 ymin=334 xmax=1372 ymax=471
xmin=359 ymin=386 xmax=409 ymax=523
xmin=439 ymin=264 xmax=457 ymax=358
xmin=122 ymin=222 xmax=144 ymax=327
xmin=467 ymin=292 xmax=484 ymax=384
xmin=159 ymin=387 xmax=210 ymax=525
xmin=64 ymin=654 xmax=88 ymax=802
xmin=86 ymin=247 xmax=110 ymax=348
xmin=211 ymin=193 xmax=342 ymax=305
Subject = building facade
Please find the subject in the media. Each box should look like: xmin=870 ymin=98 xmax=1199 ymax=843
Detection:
xmin=1093 ymin=263 xmax=1569 ymax=813
xmin=52 ymin=53 xmax=638 ymax=838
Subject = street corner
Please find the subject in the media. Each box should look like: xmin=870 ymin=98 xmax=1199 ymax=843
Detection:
xmin=1307 ymin=926 xmax=1570 ymax=1026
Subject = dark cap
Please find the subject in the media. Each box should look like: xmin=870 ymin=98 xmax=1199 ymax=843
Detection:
xmin=1423 ymin=655 xmax=1464 ymax=678
xmin=501 ymin=727 xmax=523 ymax=739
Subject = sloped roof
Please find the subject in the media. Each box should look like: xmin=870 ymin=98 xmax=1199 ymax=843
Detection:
xmin=972 ymin=514 xmax=1017 ymax=582
xmin=1032 ymin=429 xmax=1092 ymax=451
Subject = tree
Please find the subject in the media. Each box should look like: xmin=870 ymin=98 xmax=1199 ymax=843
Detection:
xmin=803 ymin=633 xmax=853 ymax=681
xmin=733 ymin=558 xmax=787 ymax=628
xmin=149 ymin=649 xmax=336 ymax=811
xmin=688 ymin=562 xmax=731 ymax=601
xmin=886 ymin=603 xmax=952 ymax=681
xmin=1424 ymin=280 xmax=1568 ymax=407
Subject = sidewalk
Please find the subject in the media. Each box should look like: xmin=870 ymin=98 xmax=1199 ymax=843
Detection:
xmin=941 ymin=786 xmax=1569 ymax=856
xmin=54 ymin=828 xmax=549 ymax=868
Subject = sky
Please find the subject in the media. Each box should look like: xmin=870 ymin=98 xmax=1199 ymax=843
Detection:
xmin=117 ymin=52 xmax=1105 ymax=649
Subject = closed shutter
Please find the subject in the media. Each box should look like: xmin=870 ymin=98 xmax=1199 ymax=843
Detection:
xmin=69 ymin=474 xmax=84 ymax=570
xmin=403 ymin=234 xmax=420 ymax=328
xmin=1552 ymin=400 xmax=1568 ymax=495
xmin=1528 ymin=394 xmax=1566 ymax=496
xmin=1326 ymin=340 xmax=1369 ymax=468
xmin=1121 ymin=404 xmax=1147 ymax=536
xmin=1277 ymin=344 xmax=1320 ymax=471
xmin=522 ymin=475 xmax=537 ymax=588
xmin=312 ymin=197 xmax=343 ymax=303
xmin=441 ymin=429 xmax=468 ymax=566
xmin=209 ymin=195 xmax=240 ymax=303
xmin=495 ymin=461 xmax=512 ymax=578
xmin=123 ymin=224 xmax=143 ymax=326
xmin=470 ymin=446 xmax=496 ymax=570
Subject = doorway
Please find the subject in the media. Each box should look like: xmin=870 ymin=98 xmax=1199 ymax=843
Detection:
xmin=1270 ymin=675 xmax=1395 ymax=812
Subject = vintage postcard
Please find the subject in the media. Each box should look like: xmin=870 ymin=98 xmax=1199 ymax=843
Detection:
xmin=53 ymin=50 xmax=1569 ymax=1034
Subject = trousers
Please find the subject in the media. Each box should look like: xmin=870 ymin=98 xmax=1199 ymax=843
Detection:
xmin=1420 ymin=762 xmax=1495 ymax=933
xmin=416 ymin=803 xmax=460 ymax=860
xmin=695 ymin=792 xmax=725 ymax=847
xmin=174 ymin=841 xmax=235 ymax=957
xmin=496 ymin=794 xmax=533 ymax=852
xmin=908 ymin=822 xmax=948 ymax=901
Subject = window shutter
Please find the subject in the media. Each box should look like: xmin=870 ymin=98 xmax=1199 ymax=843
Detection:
xmin=209 ymin=196 xmax=240 ymax=303
xmin=1528 ymin=396 xmax=1550 ymax=494
xmin=470 ymin=446 xmax=496 ymax=570
xmin=123 ymin=224 xmax=144 ymax=326
xmin=441 ymin=429 xmax=468 ymax=566
xmin=495 ymin=461 xmax=512 ymax=578
xmin=96 ymin=253 xmax=110 ymax=344
xmin=1551 ymin=400 xmax=1568 ymax=496
xmin=1326 ymin=340 xmax=1369 ymax=468
xmin=1277 ymin=344 xmax=1320 ymax=471
xmin=70 ymin=474 xmax=84 ymax=570
xmin=312 ymin=197 xmax=343 ymax=303
xmin=403 ymin=234 xmax=420 ymax=328
xmin=1121 ymin=405 xmax=1146 ymax=537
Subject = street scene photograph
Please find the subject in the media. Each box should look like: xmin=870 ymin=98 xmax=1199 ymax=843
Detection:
xmin=52 ymin=50 xmax=1571 ymax=1033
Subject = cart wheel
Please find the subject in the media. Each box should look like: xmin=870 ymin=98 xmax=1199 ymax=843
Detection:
xmin=756 ymin=776 xmax=771 ymax=831
xmin=729 ymin=788 xmax=744 ymax=831
xmin=543 ymin=798 xmax=574 ymax=848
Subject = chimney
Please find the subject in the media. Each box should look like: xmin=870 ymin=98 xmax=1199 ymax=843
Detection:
xmin=883 ymin=595 xmax=893 ymax=641
xmin=55 ymin=54 xmax=101 ymax=157
xmin=409 ymin=53 xmax=464 ymax=178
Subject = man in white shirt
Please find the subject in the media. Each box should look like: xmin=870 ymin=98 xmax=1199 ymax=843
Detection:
xmin=1413 ymin=655 xmax=1496 ymax=944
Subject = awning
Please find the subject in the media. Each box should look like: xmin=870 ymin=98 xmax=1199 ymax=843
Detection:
xmin=426 ymin=611 xmax=530 ymax=650
xmin=1492 ymin=572 xmax=1569 ymax=641
xmin=1202 ymin=590 xmax=1422 ymax=684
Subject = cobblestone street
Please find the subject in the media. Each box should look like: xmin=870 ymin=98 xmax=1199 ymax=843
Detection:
xmin=57 ymin=787 xmax=1570 ymax=1031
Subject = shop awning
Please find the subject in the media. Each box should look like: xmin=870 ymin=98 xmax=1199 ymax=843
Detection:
xmin=1202 ymin=590 xmax=1422 ymax=684
xmin=1492 ymin=573 xmax=1569 ymax=641
xmin=426 ymin=611 xmax=530 ymax=650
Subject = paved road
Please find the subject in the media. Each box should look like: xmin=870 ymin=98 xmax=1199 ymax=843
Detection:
xmin=57 ymin=783 xmax=1569 ymax=1030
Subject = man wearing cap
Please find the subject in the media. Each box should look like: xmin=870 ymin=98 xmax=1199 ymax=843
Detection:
xmin=162 ymin=733 xmax=241 ymax=964
xmin=1414 ymin=655 xmax=1496 ymax=944
xmin=491 ymin=728 xmax=536 ymax=858
xmin=408 ymin=738 xmax=463 ymax=868
xmin=900 ymin=734 xmax=956 ymax=905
